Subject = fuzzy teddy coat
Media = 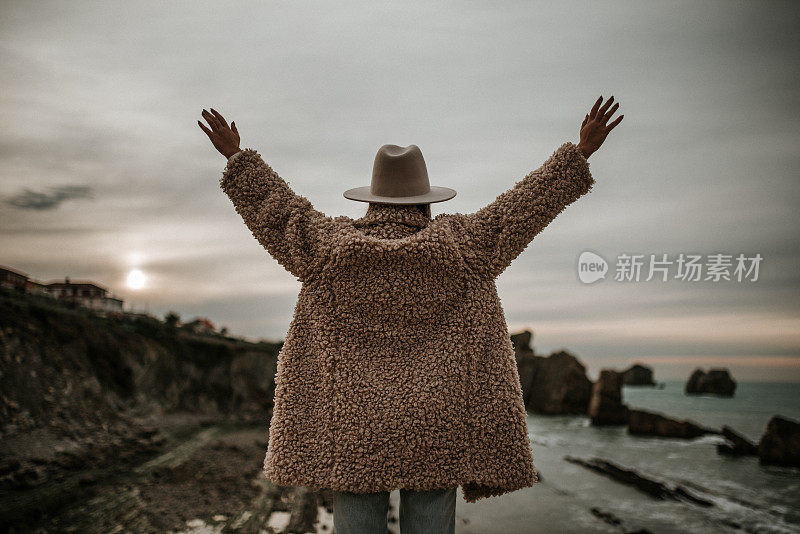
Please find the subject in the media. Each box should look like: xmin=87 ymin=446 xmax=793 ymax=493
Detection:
xmin=219 ymin=141 xmax=594 ymax=503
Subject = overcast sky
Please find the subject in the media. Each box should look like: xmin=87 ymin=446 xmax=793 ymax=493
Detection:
xmin=1 ymin=1 xmax=798 ymax=381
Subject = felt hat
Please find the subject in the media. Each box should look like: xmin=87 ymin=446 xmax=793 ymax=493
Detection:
xmin=343 ymin=144 xmax=457 ymax=204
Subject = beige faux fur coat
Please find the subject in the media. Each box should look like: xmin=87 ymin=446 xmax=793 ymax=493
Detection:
xmin=219 ymin=141 xmax=594 ymax=502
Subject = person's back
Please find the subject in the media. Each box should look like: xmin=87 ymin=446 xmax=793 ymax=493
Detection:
xmin=199 ymin=95 xmax=622 ymax=533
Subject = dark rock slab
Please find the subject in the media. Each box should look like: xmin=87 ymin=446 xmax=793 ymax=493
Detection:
xmin=627 ymin=409 xmax=718 ymax=439
xmin=563 ymin=455 xmax=713 ymax=506
xmin=716 ymin=425 xmax=758 ymax=456
xmin=590 ymin=507 xmax=622 ymax=526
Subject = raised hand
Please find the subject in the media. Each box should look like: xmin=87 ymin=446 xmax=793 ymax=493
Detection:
xmin=198 ymin=108 xmax=241 ymax=159
xmin=578 ymin=95 xmax=623 ymax=159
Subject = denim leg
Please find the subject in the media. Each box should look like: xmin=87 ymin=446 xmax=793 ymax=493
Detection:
xmin=332 ymin=489 xmax=391 ymax=534
xmin=398 ymin=487 xmax=456 ymax=534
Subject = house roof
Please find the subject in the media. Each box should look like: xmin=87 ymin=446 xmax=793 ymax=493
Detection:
xmin=0 ymin=265 xmax=30 ymax=278
xmin=44 ymin=280 xmax=108 ymax=291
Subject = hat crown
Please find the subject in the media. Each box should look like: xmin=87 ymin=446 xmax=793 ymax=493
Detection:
xmin=342 ymin=143 xmax=456 ymax=204
xmin=371 ymin=144 xmax=431 ymax=198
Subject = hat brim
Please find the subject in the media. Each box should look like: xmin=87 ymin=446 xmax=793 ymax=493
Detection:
xmin=343 ymin=186 xmax=457 ymax=204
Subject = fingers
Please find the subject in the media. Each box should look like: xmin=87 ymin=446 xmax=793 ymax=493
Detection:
xmin=606 ymin=114 xmax=624 ymax=131
xmin=589 ymin=95 xmax=602 ymax=119
xmin=582 ymin=113 xmax=588 ymax=127
xmin=210 ymin=108 xmax=229 ymax=129
xmin=231 ymin=121 xmax=239 ymax=136
xmin=600 ymin=102 xmax=619 ymax=125
xmin=597 ymin=95 xmax=614 ymax=119
xmin=202 ymin=109 xmax=221 ymax=130
xmin=197 ymin=120 xmax=213 ymax=137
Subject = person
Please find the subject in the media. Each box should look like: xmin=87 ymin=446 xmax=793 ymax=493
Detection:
xmin=199 ymin=96 xmax=622 ymax=534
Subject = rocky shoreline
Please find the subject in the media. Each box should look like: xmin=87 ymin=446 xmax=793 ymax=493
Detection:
xmin=511 ymin=330 xmax=799 ymax=469
xmin=1 ymin=289 xmax=798 ymax=532
xmin=2 ymin=416 xmax=337 ymax=533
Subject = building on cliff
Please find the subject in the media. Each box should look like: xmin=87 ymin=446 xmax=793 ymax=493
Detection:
xmin=0 ymin=265 xmax=124 ymax=313
xmin=44 ymin=277 xmax=124 ymax=313
xmin=0 ymin=265 xmax=30 ymax=291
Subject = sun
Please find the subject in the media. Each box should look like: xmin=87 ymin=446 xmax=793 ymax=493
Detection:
xmin=126 ymin=269 xmax=146 ymax=290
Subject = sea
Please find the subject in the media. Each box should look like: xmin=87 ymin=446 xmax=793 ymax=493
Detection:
xmin=453 ymin=380 xmax=800 ymax=534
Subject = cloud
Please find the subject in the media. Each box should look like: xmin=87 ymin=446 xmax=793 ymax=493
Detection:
xmin=0 ymin=1 xmax=797 ymax=382
xmin=4 ymin=184 xmax=93 ymax=210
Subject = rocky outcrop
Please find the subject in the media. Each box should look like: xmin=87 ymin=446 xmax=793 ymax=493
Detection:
xmin=621 ymin=363 xmax=656 ymax=386
xmin=758 ymin=416 xmax=800 ymax=467
xmin=589 ymin=369 xmax=629 ymax=425
xmin=514 ymin=345 xmax=592 ymax=416
xmin=0 ymin=288 xmax=280 ymax=496
xmin=512 ymin=330 xmax=538 ymax=408
xmin=510 ymin=330 xmax=534 ymax=355
xmin=563 ymin=456 xmax=713 ymax=506
xmin=685 ymin=368 xmax=736 ymax=397
xmin=716 ymin=426 xmax=758 ymax=456
xmin=627 ymin=409 xmax=718 ymax=439
xmin=2 ymin=424 xmax=332 ymax=533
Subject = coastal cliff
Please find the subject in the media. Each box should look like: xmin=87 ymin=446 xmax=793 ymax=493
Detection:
xmin=0 ymin=287 xmax=281 ymax=528
xmin=0 ymin=288 xmax=280 ymax=438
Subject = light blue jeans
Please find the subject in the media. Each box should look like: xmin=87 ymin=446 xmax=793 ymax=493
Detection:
xmin=332 ymin=487 xmax=456 ymax=534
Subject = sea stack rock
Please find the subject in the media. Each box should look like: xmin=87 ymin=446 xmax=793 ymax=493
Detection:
xmin=685 ymin=368 xmax=736 ymax=397
xmin=515 ymin=345 xmax=593 ymax=415
xmin=627 ymin=409 xmax=718 ymax=438
xmin=716 ymin=426 xmax=758 ymax=456
xmin=589 ymin=369 xmax=630 ymax=425
xmin=758 ymin=416 xmax=800 ymax=468
xmin=511 ymin=330 xmax=534 ymax=356
xmin=621 ymin=363 xmax=656 ymax=386
xmin=513 ymin=329 xmax=537 ymax=402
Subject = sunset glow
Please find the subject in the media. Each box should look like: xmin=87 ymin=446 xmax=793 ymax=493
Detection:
xmin=126 ymin=269 xmax=146 ymax=290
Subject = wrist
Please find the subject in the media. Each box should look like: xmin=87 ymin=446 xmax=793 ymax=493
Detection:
xmin=224 ymin=148 xmax=242 ymax=159
xmin=577 ymin=143 xmax=592 ymax=159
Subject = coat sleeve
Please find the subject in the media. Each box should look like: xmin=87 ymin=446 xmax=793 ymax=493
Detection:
xmin=454 ymin=141 xmax=594 ymax=279
xmin=219 ymin=148 xmax=336 ymax=281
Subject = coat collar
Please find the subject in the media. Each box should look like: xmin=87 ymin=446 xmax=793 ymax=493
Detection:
xmin=353 ymin=203 xmax=431 ymax=230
